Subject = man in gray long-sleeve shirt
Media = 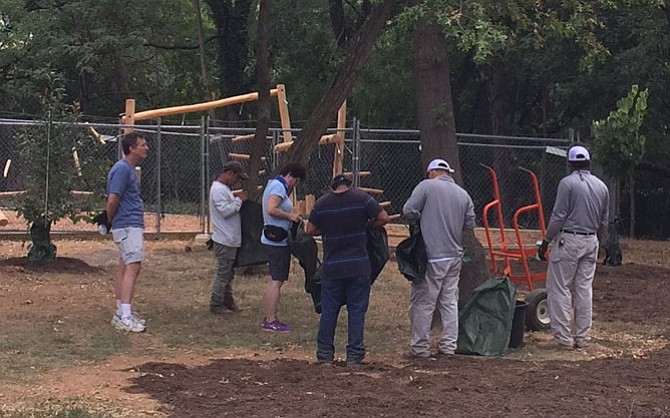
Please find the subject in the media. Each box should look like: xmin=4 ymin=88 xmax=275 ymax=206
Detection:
xmin=403 ymin=158 xmax=476 ymax=357
xmin=209 ymin=161 xmax=249 ymax=314
xmin=538 ymin=145 xmax=609 ymax=349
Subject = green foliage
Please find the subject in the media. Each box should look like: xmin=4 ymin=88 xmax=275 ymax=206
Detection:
xmin=592 ymin=84 xmax=649 ymax=179
xmin=14 ymin=71 xmax=108 ymax=259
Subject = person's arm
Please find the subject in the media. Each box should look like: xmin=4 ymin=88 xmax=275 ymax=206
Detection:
xmin=212 ymin=186 xmax=243 ymax=219
xmin=105 ymin=164 xmax=128 ymax=223
xmin=598 ymin=188 xmax=610 ymax=240
xmin=371 ymin=209 xmax=389 ymax=228
xmin=545 ymin=179 xmax=570 ymax=242
xmin=403 ymin=182 xmax=426 ymax=221
xmin=106 ymin=193 xmax=120 ymax=222
xmin=266 ymin=194 xmax=299 ymax=222
xmin=305 ymin=221 xmax=321 ymax=236
xmin=463 ymin=196 xmax=476 ymax=231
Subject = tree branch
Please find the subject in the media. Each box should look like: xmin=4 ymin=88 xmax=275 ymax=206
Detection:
xmin=144 ymin=34 xmax=220 ymax=50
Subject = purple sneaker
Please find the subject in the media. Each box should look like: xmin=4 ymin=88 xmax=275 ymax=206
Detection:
xmin=262 ymin=318 xmax=290 ymax=333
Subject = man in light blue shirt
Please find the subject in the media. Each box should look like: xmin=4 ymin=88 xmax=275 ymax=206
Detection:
xmin=107 ymin=132 xmax=149 ymax=333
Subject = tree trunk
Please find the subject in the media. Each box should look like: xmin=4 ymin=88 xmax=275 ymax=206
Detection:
xmin=412 ymin=12 xmax=461 ymax=183
xmin=284 ymin=0 xmax=400 ymax=167
xmin=412 ymin=8 xmax=489 ymax=311
xmin=245 ymin=0 xmax=271 ymax=202
xmin=205 ymin=0 xmax=254 ymax=123
xmin=28 ymin=221 xmax=57 ymax=261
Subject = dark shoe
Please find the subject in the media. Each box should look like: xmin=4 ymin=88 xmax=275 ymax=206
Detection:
xmin=574 ymin=340 xmax=591 ymax=349
xmin=223 ymin=294 xmax=240 ymax=312
xmin=437 ymin=350 xmax=455 ymax=357
xmin=346 ymin=360 xmax=368 ymax=368
xmin=210 ymin=305 xmax=234 ymax=315
xmin=317 ymin=361 xmax=334 ymax=368
xmin=405 ymin=350 xmax=430 ymax=360
xmin=540 ymin=340 xmax=574 ymax=351
xmin=223 ymin=302 xmax=241 ymax=313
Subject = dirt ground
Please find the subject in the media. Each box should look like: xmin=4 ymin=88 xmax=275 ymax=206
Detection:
xmin=1 ymin=238 xmax=669 ymax=417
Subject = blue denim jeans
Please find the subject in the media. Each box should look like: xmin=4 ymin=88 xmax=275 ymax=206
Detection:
xmin=316 ymin=275 xmax=371 ymax=363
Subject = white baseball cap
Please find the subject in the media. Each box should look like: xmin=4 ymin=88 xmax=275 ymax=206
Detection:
xmin=568 ymin=145 xmax=590 ymax=162
xmin=427 ymin=158 xmax=455 ymax=173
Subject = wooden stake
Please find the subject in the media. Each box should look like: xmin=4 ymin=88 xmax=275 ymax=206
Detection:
xmin=3 ymin=159 xmax=10 ymax=177
xmin=229 ymin=153 xmax=267 ymax=161
xmin=358 ymin=187 xmax=384 ymax=195
xmin=305 ymin=194 xmax=315 ymax=214
xmin=123 ymin=99 xmax=135 ymax=134
xmin=232 ymin=134 xmax=256 ymax=142
xmin=277 ymin=84 xmax=293 ymax=143
xmin=0 ymin=209 xmax=7 ymax=227
xmin=332 ymin=101 xmax=347 ymax=177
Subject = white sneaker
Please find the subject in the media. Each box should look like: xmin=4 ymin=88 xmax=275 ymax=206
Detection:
xmin=113 ymin=315 xmax=146 ymax=332
xmin=112 ymin=313 xmax=146 ymax=326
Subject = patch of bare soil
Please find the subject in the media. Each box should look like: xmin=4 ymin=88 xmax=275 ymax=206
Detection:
xmin=1 ymin=239 xmax=670 ymax=417
xmin=122 ymin=260 xmax=670 ymax=418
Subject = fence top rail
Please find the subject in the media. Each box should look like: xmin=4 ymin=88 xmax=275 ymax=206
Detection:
xmin=1 ymin=118 xmax=570 ymax=144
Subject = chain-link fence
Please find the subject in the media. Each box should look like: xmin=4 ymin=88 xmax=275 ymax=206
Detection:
xmin=0 ymin=117 xmax=571 ymax=235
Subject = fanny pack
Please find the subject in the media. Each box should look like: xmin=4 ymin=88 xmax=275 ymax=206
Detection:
xmin=263 ymin=225 xmax=288 ymax=242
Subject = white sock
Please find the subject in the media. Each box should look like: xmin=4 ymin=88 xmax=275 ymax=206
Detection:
xmin=116 ymin=299 xmax=122 ymax=317
xmin=121 ymin=303 xmax=132 ymax=320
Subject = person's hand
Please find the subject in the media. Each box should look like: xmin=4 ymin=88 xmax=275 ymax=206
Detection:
xmin=288 ymin=212 xmax=301 ymax=223
xmin=92 ymin=210 xmax=112 ymax=235
xmin=237 ymin=191 xmax=248 ymax=202
xmin=537 ymin=240 xmax=549 ymax=261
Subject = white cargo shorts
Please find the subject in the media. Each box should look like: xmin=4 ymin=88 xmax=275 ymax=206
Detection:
xmin=112 ymin=227 xmax=145 ymax=264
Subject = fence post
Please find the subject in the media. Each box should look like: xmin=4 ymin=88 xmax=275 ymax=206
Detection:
xmin=353 ymin=117 xmax=360 ymax=188
xmin=200 ymin=117 xmax=207 ymax=233
xmin=156 ymin=118 xmax=162 ymax=234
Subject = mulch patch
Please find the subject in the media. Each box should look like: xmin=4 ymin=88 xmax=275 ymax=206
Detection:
xmin=125 ymin=261 xmax=670 ymax=417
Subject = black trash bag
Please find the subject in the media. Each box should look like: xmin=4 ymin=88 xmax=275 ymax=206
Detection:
xmin=395 ymin=220 xmax=427 ymax=282
xmin=367 ymin=226 xmax=389 ymax=285
xmin=310 ymin=264 xmax=323 ymax=314
xmin=287 ymin=220 xmax=322 ymax=313
xmin=603 ymin=218 xmax=622 ymax=266
xmin=234 ymin=201 xmax=269 ymax=268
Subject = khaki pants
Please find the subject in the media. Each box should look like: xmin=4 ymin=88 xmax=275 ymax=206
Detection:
xmin=546 ymin=233 xmax=599 ymax=346
xmin=409 ymin=258 xmax=462 ymax=356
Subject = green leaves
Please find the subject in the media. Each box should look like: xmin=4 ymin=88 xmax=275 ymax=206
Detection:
xmin=592 ymin=84 xmax=649 ymax=179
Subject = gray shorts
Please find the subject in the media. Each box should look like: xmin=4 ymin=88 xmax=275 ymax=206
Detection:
xmin=263 ymin=244 xmax=290 ymax=282
xmin=112 ymin=227 xmax=145 ymax=264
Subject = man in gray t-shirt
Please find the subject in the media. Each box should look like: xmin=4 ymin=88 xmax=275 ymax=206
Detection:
xmin=538 ymin=145 xmax=609 ymax=350
xmin=403 ymin=158 xmax=475 ymax=358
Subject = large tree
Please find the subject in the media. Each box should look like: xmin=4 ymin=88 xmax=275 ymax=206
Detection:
xmin=285 ymin=0 xmax=403 ymax=167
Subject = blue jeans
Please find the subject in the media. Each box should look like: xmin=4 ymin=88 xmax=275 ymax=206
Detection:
xmin=316 ymin=275 xmax=371 ymax=363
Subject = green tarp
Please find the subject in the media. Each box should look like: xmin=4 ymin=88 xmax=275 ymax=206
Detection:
xmin=456 ymin=277 xmax=516 ymax=356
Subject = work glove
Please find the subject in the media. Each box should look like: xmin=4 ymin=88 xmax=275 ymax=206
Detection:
xmin=92 ymin=210 xmax=112 ymax=235
xmin=537 ymin=239 xmax=549 ymax=261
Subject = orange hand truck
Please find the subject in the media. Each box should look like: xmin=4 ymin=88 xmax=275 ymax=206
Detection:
xmin=481 ymin=164 xmax=550 ymax=331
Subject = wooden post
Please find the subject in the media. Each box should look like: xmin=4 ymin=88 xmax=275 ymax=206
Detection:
xmin=277 ymin=84 xmax=293 ymax=143
xmin=305 ymin=194 xmax=315 ymax=214
xmin=123 ymin=99 xmax=135 ymax=134
xmin=333 ymin=101 xmax=347 ymax=178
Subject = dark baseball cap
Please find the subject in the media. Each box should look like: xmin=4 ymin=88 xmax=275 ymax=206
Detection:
xmin=330 ymin=173 xmax=353 ymax=190
xmin=222 ymin=161 xmax=249 ymax=179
